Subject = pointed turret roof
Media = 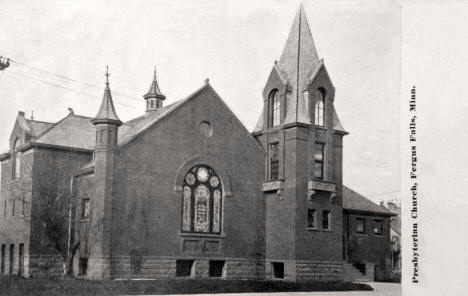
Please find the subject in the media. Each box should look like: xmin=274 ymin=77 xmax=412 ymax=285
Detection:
xmin=143 ymin=67 xmax=166 ymax=100
xmin=91 ymin=66 xmax=122 ymax=126
xmin=279 ymin=4 xmax=321 ymax=124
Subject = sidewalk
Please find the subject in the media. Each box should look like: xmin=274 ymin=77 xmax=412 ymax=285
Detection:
xmin=139 ymin=282 xmax=401 ymax=296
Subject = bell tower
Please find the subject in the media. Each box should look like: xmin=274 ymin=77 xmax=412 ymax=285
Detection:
xmin=143 ymin=67 xmax=166 ymax=116
xmin=252 ymin=5 xmax=348 ymax=281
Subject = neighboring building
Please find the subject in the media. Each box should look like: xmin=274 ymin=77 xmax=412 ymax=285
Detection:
xmin=0 ymin=6 xmax=395 ymax=281
xmin=384 ymin=200 xmax=401 ymax=277
xmin=342 ymin=187 xmax=395 ymax=281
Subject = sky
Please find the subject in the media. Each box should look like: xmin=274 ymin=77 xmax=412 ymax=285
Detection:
xmin=0 ymin=0 xmax=401 ymax=204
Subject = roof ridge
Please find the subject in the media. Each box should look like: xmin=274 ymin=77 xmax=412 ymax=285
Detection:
xmin=33 ymin=113 xmax=73 ymax=142
xmin=26 ymin=119 xmax=54 ymax=125
xmin=119 ymin=83 xmax=209 ymax=147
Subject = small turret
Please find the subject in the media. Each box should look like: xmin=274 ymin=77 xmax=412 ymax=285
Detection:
xmin=143 ymin=67 xmax=166 ymax=116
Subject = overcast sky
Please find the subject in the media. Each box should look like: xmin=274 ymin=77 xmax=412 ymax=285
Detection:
xmin=0 ymin=0 xmax=400 ymax=203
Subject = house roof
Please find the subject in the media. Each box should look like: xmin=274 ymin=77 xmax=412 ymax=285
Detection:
xmin=35 ymin=114 xmax=96 ymax=150
xmin=26 ymin=119 xmax=54 ymax=137
xmin=343 ymin=186 xmax=394 ymax=216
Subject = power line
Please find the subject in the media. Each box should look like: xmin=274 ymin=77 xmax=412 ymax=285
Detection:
xmin=8 ymin=70 xmax=139 ymax=110
xmin=4 ymin=56 xmax=141 ymax=102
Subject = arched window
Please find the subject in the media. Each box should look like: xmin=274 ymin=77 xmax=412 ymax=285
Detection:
xmin=12 ymin=138 xmax=20 ymax=179
xmin=314 ymin=89 xmax=325 ymax=126
xmin=182 ymin=165 xmax=222 ymax=234
xmin=269 ymin=89 xmax=280 ymax=127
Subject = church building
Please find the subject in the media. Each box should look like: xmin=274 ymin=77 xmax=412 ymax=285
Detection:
xmin=0 ymin=6 xmax=394 ymax=281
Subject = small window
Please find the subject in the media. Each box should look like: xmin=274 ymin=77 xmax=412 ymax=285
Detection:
xmin=9 ymin=244 xmax=14 ymax=275
xmin=314 ymin=89 xmax=325 ymax=126
xmin=209 ymin=260 xmax=225 ymax=277
xmin=269 ymin=89 xmax=280 ymax=127
xmin=307 ymin=209 xmax=316 ymax=229
xmin=79 ymin=258 xmax=88 ymax=276
xmin=12 ymin=199 xmax=15 ymax=216
xmin=21 ymin=197 xmax=25 ymax=216
xmin=82 ymin=199 xmax=90 ymax=219
xmin=269 ymin=143 xmax=279 ymax=180
xmin=4 ymin=201 xmax=6 ymax=217
xmin=272 ymin=262 xmax=284 ymax=279
xmin=1 ymin=244 xmax=5 ymax=274
xmin=322 ymin=210 xmax=331 ymax=230
xmin=12 ymin=138 xmax=20 ymax=180
xmin=373 ymin=220 xmax=384 ymax=235
xmin=176 ymin=260 xmax=194 ymax=277
xmin=314 ymin=143 xmax=325 ymax=180
xmin=356 ymin=218 xmax=365 ymax=234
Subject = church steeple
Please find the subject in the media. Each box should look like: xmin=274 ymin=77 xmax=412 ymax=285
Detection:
xmin=143 ymin=67 xmax=166 ymax=115
xmin=278 ymin=4 xmax=321 ymax=124
xmin=91 ymin=66 xmax=122 ymax=126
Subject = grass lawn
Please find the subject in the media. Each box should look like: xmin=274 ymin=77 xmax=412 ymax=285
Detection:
xmin=0 ymin=276 xmax=373 ymax=296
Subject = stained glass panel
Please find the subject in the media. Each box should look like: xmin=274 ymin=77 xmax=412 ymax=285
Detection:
xmin=185 ymin=173 xmax=195 ymax=185
xmin=182 ymin=186 xmax=192 ymax=231
xmin=210 ymin=176 xmax=219 ymax=188
xmin=197 ymin=167 xmax=209 ymax=182
xmin=194 ymin=185 xmax=210 ymax=232
xmin=213 ymin=189 xmax=221 ymax=233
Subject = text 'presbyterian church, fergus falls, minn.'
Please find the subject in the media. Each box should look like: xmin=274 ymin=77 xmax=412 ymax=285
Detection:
xmin=0 ymin=7 xmax=396 ymax=281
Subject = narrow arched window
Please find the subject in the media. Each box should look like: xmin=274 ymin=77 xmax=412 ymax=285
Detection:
xmin=12 ymin=138 xmax=20 ymax=179
xmin=269 ymin=89 xmax=280 ymax=127
xmin=315 ymin=89 xmax=325 ymax=126
xmin=182 ymin=165 xmax=222 ymax=234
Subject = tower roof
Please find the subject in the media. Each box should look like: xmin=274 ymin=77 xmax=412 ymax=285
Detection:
xmin=278 ymin=5 xmax=321 ymax=124
xmin=143 ymin=67 xmax=166 ymax=100
xmin=91 ymin=66 xmax=122 ymax=126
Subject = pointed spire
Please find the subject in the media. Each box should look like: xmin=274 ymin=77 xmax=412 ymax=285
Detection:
xmin=92 ymin=66 xmax=122 ymax=126
xmin=143 ymin=66 xmax=166 ymax=100
xmin=278 ymin=5 xmax=322 ymax=124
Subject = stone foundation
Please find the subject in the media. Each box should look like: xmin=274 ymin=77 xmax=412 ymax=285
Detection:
xmin=29 ymin=255 xmax=63 ymax=277
xmin=295 ymin=261 xmax=343 ymax=281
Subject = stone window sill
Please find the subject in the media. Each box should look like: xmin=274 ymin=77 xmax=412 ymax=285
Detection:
xmin=262 ymin=180 xmax=284 ymax=192
xmin=179 ymin=232 xmax=225 ymax=239
xmin=80 ymin=218 xmax=90 ymax=223
xmin=308 ymin=179 xmax=336 ymax=193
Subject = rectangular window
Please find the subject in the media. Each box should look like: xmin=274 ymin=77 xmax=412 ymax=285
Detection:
xmin=81 ymin=199 xmax=90 ymax=219
xmin=356 ymin=218 xmax=365 ymax=234
xmin=269 ymin=143 xmax=279 ymax=180
xmin=9 ymin=244 xmax=14 ymax=275
xmin=307 ymin=209 xmax=316 ymax=229
xmin=1 ymin=244 xmax=5 ymax=274
xmin=322 ymin=210 xmax=331 ymax=230
xmin=314 ymin=143 xmax=325 ymax=180
xmin=209 ymin=260 xmax=225 ymax=277
xmin=272 ymin=262 xmax=284 ymax=279
xmin=176 ymin=260 xmax=194 ymax=277
xmin=18 ymin=243 xmax=24 ymax=276
xmin=21 ymin=197 xmax=25 ymax=216
xmin=12 ymin=199 xmax=15 ymax=216
xmin=373 ymin=220 xmax=384 ymax=235
xmin=4 ymin=201 xmax=6 ymax=217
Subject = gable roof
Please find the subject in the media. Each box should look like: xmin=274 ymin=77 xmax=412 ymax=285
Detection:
xmin=34 ymin=114 xmax=96 ymax=150
xmin=26 ymin=119 xmax=54 ymax=137
xmin=343 ymin=186 xmax=394 ymax=216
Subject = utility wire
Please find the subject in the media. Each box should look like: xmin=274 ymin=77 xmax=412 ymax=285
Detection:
xmin=4 ymin=56 xmax=141 ymax=102
xmin=8 ymin=70 xmax=139 ymax=110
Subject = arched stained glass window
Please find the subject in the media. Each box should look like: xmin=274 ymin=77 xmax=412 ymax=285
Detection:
xmin=269 ymin=89 xmax=280 ymax=127
xmin=314 ymin=89 xmax=325 ymax=126
xmin=182 ymin=165 xmax=222 ymax=234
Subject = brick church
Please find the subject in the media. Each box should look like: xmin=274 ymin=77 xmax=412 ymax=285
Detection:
xmin=0 ymin=7 xmax=395 ymax=281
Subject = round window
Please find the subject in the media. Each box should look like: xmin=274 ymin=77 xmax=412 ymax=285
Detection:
xmin=198 ymin=121 xmax=212 ymax=138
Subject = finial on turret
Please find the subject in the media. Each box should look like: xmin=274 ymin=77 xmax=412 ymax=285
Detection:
xmin=105 ymin=66 xmax=110 ymax=84
xmin=154 ymin=66 xmax=157 ymax=79
xmin=204 ymin=78 xmax=210 ymax=84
